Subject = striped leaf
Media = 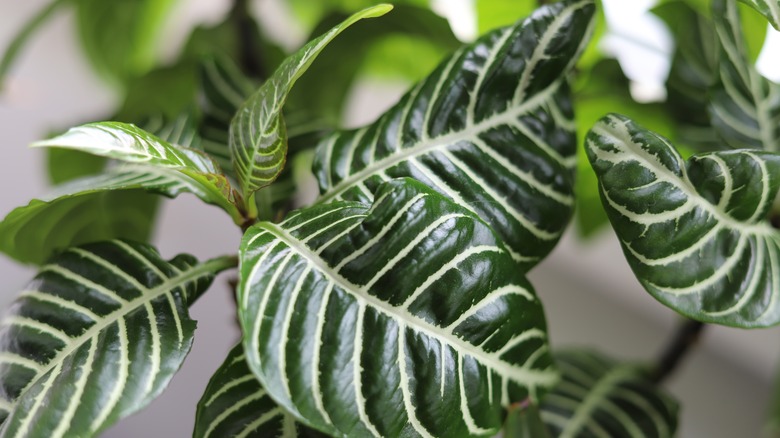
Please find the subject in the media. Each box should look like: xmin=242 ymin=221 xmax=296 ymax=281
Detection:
xmin=31 ymin=122 xmax=243 ymax=221
xmin=540 ymin=351 xmax=678 ymax=438
xmin=239 ymin=178 xmax=556 ymax=437
xmin=199 ymin=56 xmax=257 ymax=177
xmin=709 ymin=0 xmax=780 ymax=152
xmin=652 ymin=1 xmax=722 ymax=151
xmin=313 ymin=0 xmax=596 ymax=269
xmin=739 ymin=0 xmax=780 ymax=29
xmin=195 ymin=345 xmax=324 ymax=438
xmin=586 ymin=114 xmax=780 ymax=327
xmin=0 ymin=240 xmax=234 ymax=436
xmin=229 ymin=4 xmax=392 ymax=198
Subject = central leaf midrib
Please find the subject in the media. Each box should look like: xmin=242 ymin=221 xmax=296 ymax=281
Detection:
xmin=260 ymin=222 xmax=556 ymax=384
xmin=10 ymin=257 xmax=221 ymax=413
xmin=317 ymin=80 xmax=563 ymax=204
xmin=559 ymin=366 xmax=638 ymax=438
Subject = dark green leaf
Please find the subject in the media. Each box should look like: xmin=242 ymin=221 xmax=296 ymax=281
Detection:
xmin=74 ymin=0 xmax=176 ymax=84
xmin=710 ymin=0 xmax=780 ymax=151
xmin=314 ymin=0 xmax=596 ymax=268
xmin=229 ymin=4 xmax=392 ymax=199
xmin=587 ymin=114 xmax=780 ymax=327
xmin=540 ymin=350 xmax=678 ymax=437
xmin=195 ymin=345 xmax=325 ymax=438
xmin=573 ymin=59 xmax=675 ymax=237
xmin=504 ymin=402 xmax=552 ymax=438
xmin=475 ymin=0 xmax=537 ymax=33
xmin=0 ymin=240 xmax=233 ymax=435
xmin=653 ymin=1 xmax=721 ymax=151
xmin=239 ymin=178 xmax=556 ymax=437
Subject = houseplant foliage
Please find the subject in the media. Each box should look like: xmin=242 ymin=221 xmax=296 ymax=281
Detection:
xmin=2 ymin=0 xmax=780 ymax=436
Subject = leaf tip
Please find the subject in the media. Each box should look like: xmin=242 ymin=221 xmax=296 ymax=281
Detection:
xmin=361 ymin=3 xmax=394 ymax=19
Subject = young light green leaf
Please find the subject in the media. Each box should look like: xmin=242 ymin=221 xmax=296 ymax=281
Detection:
xmin=229 ymin=4 xmax=393 ymax=199
xmin=31 ymin=122 xmax=244 ymax=223
xmin=587 ymin=114 xmax=780 ymax=327
xmin=74 ymin=0 xmax=176 ymax=84
xmin=475 ymin=0 xmax=536 ymax=33
xmin=194 ymin=345 xmax=325 ymax=438
xmin=314 ymin=0 xmax=596 ymax=269
xmin=710 ymin=0 xmax=780 ymax=151
xmin=0 ymin=160 xmax=248 ymax=265
xmin=0 ymin=240 xmax=234 ymax=436
xmin=738 ymin=0 xmax=780 ymax=29
xmin=239 ymin=178 xmax=556 ymax=437
xmin=540 ymin=350 xmax=678 ymax=437
xmin=504 ymin=402 xmax=552 ymax=438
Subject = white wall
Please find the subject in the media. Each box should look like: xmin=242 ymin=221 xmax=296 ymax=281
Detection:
xmin=1 ymin=1 xmax=778 ymax=437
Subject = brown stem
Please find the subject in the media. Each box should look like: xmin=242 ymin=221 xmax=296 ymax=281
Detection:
xmin=650 ymin=319 xmax=706 ymax=384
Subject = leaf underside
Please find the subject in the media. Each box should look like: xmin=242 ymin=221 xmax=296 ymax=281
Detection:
xmin=0 ymin=240 xmax=221 ymax=437
xmin=587 ymin=114 xmax=780 ymax=327
xmin=314 ymin=0 xmax=596 ymax=269
xmin=239 ymin=178 xmax=556 ymax=437
xmin=540 ymin=351 xmax=678 ymax=438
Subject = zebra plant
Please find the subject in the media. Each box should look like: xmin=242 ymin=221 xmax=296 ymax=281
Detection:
xmin=2 ymin=0 xmax=780 ymax=436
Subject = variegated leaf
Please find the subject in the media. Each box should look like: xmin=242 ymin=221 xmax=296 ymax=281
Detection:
xmin=194 ymin=345 xmax=324 ymax=438
xmin=239 ymin=178 xmax=556 ymax=437
xmin=710 ymin=0 xmax=780 ymax=151
xmin=0 ymin=240 xmax=234 ymax=436
xmin=313 ymin=0 xmax=596 ymax=269
xmin=229 ymin=4 xmax=392 ymax=198
xmin=199 ymin=56 xmax=257 ymax=176
xmin=739 ymin=0 xmax=780 ymax=29
xmin=587 ymin=114 xmax=780 ymax=327
xmin=31 ymin=122 xmax=244 ymax=221
xmin=540 ymin=351 xmax=678 ymax=438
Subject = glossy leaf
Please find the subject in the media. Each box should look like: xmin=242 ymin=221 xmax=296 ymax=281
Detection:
xmin=195 ymin=345 xmax=324 ymax=438
xmin=739 ymin=0 xmax=780 ymax=29
xmin=587 ymin=114 xmax=780 ymax=327
xmin=314 ymin=0 xmax=595 ymax=268
xmin=74 ymin=0 xmax=176 ymax=84
xmin=239 ymin=178 xmax=556 ymax=437
xmin=0 ymin=240 xmax=233 ymax=435
xmin=32 ymin=122 xmax=242 ymax=220
xmin=229 ymin=5 xmax=393 ymax=198
xmin=573 ymin=59 xmax=675 ymax=237
xmin=710 ymin=0 xmax=780 ymax=152
xmin=540 ymin=351 xmax=678 ymax=437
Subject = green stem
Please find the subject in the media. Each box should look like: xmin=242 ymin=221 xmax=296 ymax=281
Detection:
xmin=1 ymin=0 xmax=71 ymax=90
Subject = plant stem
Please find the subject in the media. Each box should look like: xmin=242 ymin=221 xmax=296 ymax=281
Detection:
xmin=650 ymin=318 xmax=706 ymax=384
